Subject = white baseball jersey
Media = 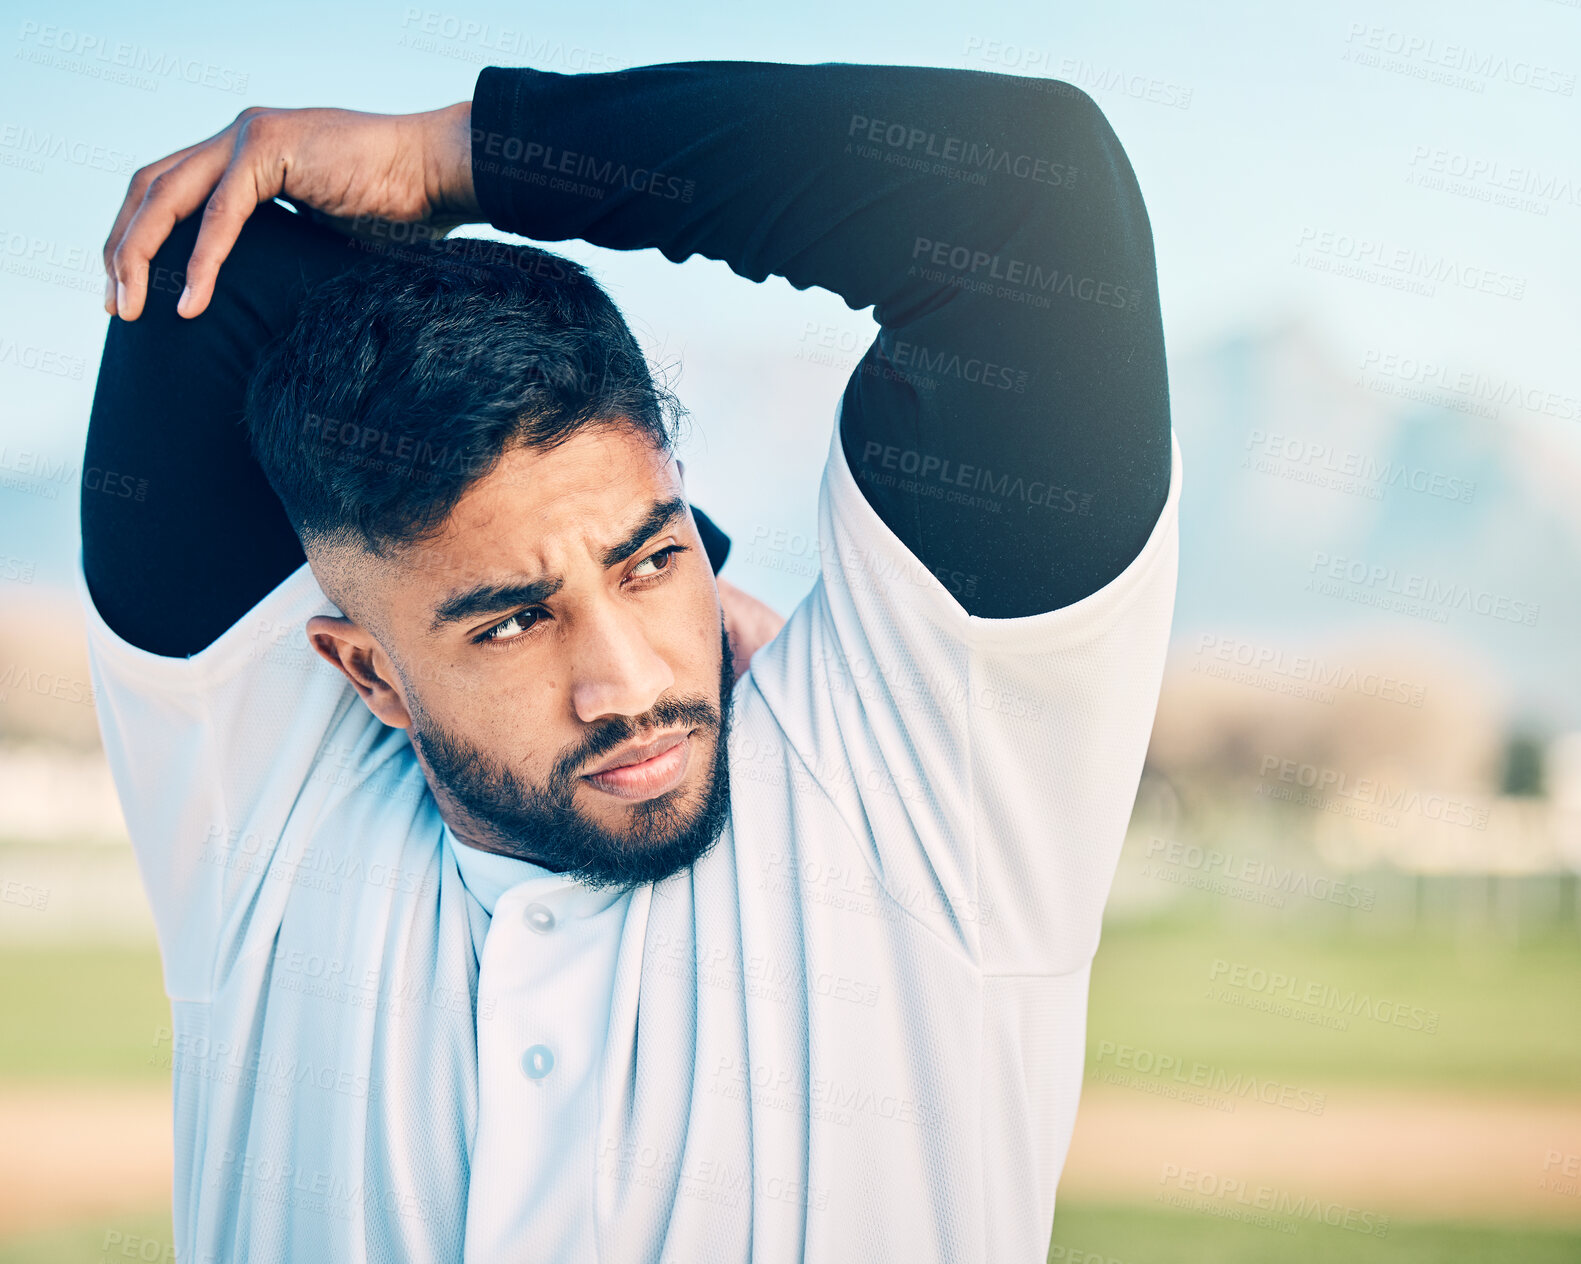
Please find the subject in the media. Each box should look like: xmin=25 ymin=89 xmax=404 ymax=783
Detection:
xmin=78 ymin=411 xmax=1182 ymax=1262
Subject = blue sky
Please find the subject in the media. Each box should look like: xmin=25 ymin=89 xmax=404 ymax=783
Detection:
xmin=2 ymin=0 xmax=1578 ymax=611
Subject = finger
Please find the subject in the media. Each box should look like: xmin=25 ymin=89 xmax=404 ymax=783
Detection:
xmin=175 ymin=152 xmax=283 ymax=319
xmin=102 ymin=124 xmax=235 ymax=316
xmin=110 ymin=143 xmax=235 ymax=321
xmin=103 ymin=146 xmax=199 ymax=315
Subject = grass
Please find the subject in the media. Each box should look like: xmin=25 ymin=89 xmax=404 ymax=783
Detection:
xmin=0 ymin=944 xmax=168 ymax=1081
xmin=0 ymin=917 xmax=1578 ymax=1259
xmin=1049 ymin=1201 xmax=1581 ymax=1263
xmin=1 ymin=910 xmax=1578 ymax=1091
xmin=1086 ymin=908 xmax=1581 ymax=1095
xmin=4 ymin=1201 xmax=1578 ymax=1264
xmin=0 ymin=1210 xmax=172 ymax=1264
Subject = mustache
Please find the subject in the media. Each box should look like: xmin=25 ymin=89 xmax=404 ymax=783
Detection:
xmin=552 ymin=692 xmax=722 ymax=786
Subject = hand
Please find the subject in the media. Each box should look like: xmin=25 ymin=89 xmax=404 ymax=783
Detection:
xmin=717 ymin=578 xmax=787 ymax=685
xmin=102 ymin=101 xmax=477 ymax=322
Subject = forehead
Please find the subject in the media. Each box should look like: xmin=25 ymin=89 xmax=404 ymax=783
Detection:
xmin=395 ymin=424 xmax=681 ymax=590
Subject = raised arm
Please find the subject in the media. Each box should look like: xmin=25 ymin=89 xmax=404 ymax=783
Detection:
xmin=87 ymin=191 xmax=731 ymax=658
xmin=466 ymin=61 xmax=1171 ymax=617
xmin=95 ymin=62 xmax=1168 ymax=639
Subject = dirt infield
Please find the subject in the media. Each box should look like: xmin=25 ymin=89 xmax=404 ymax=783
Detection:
xmin=3 ymin=1082 xmax=1580 ymax=1238
xmin=0 ymin=1085 xmax=172 ymax=1238
xmin=1063 ymin=1083 xmax=1581 ymax=1223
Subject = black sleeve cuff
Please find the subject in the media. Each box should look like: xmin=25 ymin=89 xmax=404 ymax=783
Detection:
xmin=691 ymin=505 xmax=731 ymax=575
xmin=469 ymin=65 xmax=527 ymax=235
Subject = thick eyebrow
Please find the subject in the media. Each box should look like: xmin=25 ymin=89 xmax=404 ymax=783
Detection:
xmin=428 ymin=495 xmax=688 ymax=635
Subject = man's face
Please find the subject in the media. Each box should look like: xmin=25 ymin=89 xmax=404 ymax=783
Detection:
xmin=307 ymin=423 xmax=734 ymax=890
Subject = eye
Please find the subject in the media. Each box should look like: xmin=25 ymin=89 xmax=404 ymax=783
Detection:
xmin=629 ymin=544 xmax=689 ymax=581
xmin=477 ymin=609 xmax=542 ymax=645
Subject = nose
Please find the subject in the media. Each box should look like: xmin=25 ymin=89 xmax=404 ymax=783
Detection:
xmin=568 ymin=595 xmax=675 ymax=725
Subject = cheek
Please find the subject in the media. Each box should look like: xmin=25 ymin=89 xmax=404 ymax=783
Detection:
xmin=686 ymin=577 xmax=724 ymax=662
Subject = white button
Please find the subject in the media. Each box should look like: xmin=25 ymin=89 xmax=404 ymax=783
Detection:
xmin=524 ymin=902 xmax=555 ymax=933
xmin=522 ymin=1045 xmax=555 ymax=1079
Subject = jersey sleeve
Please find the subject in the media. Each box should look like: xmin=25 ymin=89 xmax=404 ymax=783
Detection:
xmin=750 ymin=412 xmax=1182 ymax=976
xmin=73 ymin=551 xmax=377 ymax=1000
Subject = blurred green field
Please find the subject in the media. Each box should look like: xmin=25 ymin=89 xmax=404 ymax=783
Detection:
xmin=2 ymin=907 xmax=1578 ymax=1259
xmin=1086 ymin=908 xmax=1581 ymax=1093
xmin=0 ymin=1211 xmax=173 ymax=1264
xmin=1049 ymin=1201 xmax=1581 ymax=1264
xmin=2 ymin=1202 xmax=1579 ymax=1264
xmin=0 ymin=944 xmax=168 ymax=1081
xmin=5 ymin=911 xmax=1576 ymax=1092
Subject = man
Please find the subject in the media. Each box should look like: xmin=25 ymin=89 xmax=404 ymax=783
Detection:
xmin=86 ymin=58 xmax=1179 ymax=1263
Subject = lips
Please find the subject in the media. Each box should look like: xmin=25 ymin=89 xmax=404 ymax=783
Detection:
xmin=582 ymin=729 xmax=690 ymax=776
xmin=580 ymin=729 xmax=694 ymax=802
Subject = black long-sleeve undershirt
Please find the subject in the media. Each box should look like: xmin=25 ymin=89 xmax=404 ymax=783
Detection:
xmin=82 ymin=59 xmax=1170 ymax=655
xmin=468 ymin=60 xmax=1171 ymax=618
xmin=80 ymin=202 xmax=731 ymax=658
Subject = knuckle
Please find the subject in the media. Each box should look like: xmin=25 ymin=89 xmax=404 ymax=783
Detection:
xmin=234 ymin=109 xmax=278 ymax=145
xmin=144 ymin=169 xmax=176 ymax=202
xmin=127 ymin=163 xmax=158 ymax=196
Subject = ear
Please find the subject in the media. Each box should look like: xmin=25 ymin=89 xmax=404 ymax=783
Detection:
xmin=305 ymin=614 xmax=413 ymax=729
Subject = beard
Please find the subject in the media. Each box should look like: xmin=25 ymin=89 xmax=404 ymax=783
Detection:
xmin=407 ymin=619 xmax=736 ymax=891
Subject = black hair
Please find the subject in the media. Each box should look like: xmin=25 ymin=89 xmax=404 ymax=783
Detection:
xmin=244 ymin=235 xmax=685 ymax=556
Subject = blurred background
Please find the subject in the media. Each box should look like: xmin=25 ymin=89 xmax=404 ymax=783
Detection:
xmin=3 ymin=0 xmax=1579 ymax=1260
